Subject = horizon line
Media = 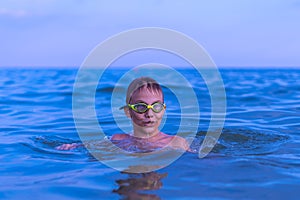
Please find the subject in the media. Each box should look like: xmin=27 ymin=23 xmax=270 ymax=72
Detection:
xmin=1 ymin=65 xmax=300 ymax=69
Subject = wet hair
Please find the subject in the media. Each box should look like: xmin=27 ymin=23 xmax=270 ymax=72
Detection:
xmin=126 ymin=77 xmax=164 ymax=104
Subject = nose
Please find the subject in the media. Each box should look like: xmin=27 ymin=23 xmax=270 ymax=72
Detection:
xmin=144 ymin=108 xmax=154 ymax=118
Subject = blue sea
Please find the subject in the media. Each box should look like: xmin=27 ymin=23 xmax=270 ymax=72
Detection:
xmin=1 ymin=67 xmax=300 ymax=199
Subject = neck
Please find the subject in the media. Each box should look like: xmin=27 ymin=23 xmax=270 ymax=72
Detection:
xmin=133 ymin=127 xmax=160 ymax=138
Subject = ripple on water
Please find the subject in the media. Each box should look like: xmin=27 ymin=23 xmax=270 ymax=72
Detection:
xmin=28 ymin=127 xmax=291 ymax=161
xmin=191 ymin=128 xmax=290 ymax=156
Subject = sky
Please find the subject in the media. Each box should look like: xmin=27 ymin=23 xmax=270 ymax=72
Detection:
xmin=0 ymin=0 xmax=300 ymax=68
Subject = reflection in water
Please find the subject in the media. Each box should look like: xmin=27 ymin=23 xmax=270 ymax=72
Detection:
xmin=113 ymin=171 xmax=168 ymax=200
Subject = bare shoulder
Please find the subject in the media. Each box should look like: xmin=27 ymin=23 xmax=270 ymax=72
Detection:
xmin=111 ymin=133 xmax=130 ymax=140
xmin=170 ymin=135 xmax=190 ymax=151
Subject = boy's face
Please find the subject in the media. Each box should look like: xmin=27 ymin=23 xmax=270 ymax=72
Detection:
xmin=126 ymin=88 xmax=165 ymax=136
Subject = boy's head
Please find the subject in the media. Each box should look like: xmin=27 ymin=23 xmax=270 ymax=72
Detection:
xmin=124 ymin=77 xmax=165 ymax=135
xmin=126 ymin=77 xmax=164 ymax=105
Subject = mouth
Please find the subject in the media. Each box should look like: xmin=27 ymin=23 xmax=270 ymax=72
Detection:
xmin=143 ymin=121 xmax=155 ymax=126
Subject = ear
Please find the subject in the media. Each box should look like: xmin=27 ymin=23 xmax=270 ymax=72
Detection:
xmin=124 ymin=107 xmax=131 ymax=118
xmin=161 ymin=108 xmax=166 ymax=116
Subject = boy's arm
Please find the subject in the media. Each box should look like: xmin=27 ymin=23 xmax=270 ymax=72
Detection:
xmin=55 ymin=143 xmax=83 ymax=150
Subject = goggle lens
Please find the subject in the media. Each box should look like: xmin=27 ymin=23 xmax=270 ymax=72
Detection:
xmin=129 ymin=102 xmax=165 ymax=113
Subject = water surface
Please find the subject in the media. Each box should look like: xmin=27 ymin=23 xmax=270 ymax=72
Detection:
xmin=1 ymin=67 xmax=300 ymax=199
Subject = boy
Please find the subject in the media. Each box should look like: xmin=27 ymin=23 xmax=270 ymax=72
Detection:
xmin=57 ymin=77 xmax=190 ymax=151
xmin=111 ymin=77 xmax=189 ymax=151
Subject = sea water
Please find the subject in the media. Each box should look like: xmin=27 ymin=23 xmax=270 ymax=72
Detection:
xmin=0 ymin=67 xmax=300 ymax=199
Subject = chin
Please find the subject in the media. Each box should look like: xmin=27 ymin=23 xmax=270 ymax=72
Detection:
xmin=136 ymin=125 xmax=159 ymax=135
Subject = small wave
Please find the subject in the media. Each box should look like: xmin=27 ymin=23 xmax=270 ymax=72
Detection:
xmin=27 ymin=136 xmax=87 ymax=160
xmin=191 ymin=128 xmax=290 ymax=156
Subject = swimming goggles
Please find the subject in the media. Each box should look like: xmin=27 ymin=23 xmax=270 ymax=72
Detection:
xmin=122 ymin=102 xmax=166 ymax=113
